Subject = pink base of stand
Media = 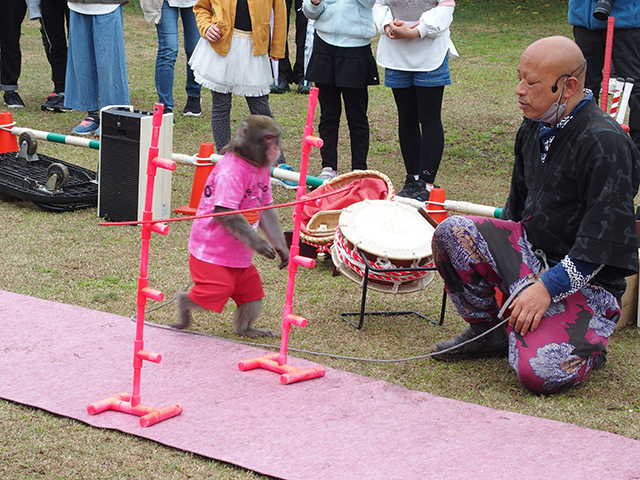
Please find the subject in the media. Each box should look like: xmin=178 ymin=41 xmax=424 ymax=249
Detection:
xmin=238 ymin=353 xmax=326 ymax=385
xmin=87 ymin=392 xmax=183 ymax=427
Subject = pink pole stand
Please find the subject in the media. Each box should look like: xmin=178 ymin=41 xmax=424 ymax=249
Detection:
xmin=239 ymin=88 xmax=326 ymax=384
xmin=88 ymin=104 xmax=183 ymax=426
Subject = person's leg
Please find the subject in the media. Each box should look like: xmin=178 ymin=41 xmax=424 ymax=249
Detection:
xmin=180 ymin=6 xmax=202 ymax=101
xmin=292 ymin=0 xmax=308 ymax=84
xmin=510 ymin=285 xmax=619 ymax=394
xmin=40 ymin=0 xmax=69 ymax=95
xmin=573 ymin=26 xmax=606 ymax=104
xmin=392 ymin=86 xmax=421 ymax=176
xmin=430 ymin=216 xmax=541 ymax=360
xmin=64 ymin=10 xmax=100 ymax=112
xmin=245 ymin=94 xmax=273 ymax=117
xmin=415 ymin=86 xmax=445 ymax=184
xmin=316 ymin=83 xmax=342 ymax=171
xmin=610 ymin=27 xmax=640 ymax=150
xmin=91 ymin=6 xmax=129 ymax=109
xmin=0 ymin=0 xmax=26 ymax=93
xmin=342 ymin=86 xmax=369 ymax=171
xmin=279 ymin=0 xmax=295 ymax=85
xmin=210 ymin=91 xmax=233 ymax=152
xmin=155 ymin=2 xmax=179 ymax=110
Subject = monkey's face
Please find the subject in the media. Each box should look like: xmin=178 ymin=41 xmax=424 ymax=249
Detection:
xmin=263 ymin=134 xmax=282 ymax=166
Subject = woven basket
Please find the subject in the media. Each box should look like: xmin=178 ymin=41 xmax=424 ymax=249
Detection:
xmin=299 ymin=170 xmax=395 ymax=247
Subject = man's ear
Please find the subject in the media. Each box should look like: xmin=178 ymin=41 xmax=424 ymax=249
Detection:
xmin=563 ymin=76 xmax=580 ymax=100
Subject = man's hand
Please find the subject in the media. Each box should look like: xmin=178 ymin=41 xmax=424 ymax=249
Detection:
xmin=205 ymin=24 xmax=222 ymax=42
xmin=508 ymin=281 xmax=551 ymax=336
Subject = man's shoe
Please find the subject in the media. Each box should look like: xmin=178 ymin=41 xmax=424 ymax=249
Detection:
xmin=593 ymin=348 xmax=608 ymax=370
xmin=72 ymin=117 xmax=100 ymax=136
xmin=270 ymin=76 xmax=290 ymax=94
xmin=430 ymin=322 xmax=508 ymax=361
xmin=183 ymin=96 xmax=201 ymax=116
xmin=4 ymin=91 xmax=25 ymax=108
xmin=297 ymin=80 xmax=311 ymax=95
xmin=41 ymin=92 xmax=71 ymax=112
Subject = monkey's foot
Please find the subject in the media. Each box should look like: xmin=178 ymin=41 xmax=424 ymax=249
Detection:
xmin=170 ymin=291 xmax=192 ymax=330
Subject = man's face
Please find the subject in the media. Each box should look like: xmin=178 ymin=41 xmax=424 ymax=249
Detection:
xmin=515 ymin=52 xmax=559 ymax=121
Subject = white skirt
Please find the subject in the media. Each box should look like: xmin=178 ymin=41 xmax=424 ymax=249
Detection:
xmin=189 ymin=29 xmax=272 ymax=97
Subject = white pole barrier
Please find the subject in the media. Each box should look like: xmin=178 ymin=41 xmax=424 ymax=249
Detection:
xmin=617 ymin=77 xmax=635 ymax=125
xmin=609 ymin=77 xmax=625 ymax=118
xmin=394 ymin=196 xmax=502 ymax=218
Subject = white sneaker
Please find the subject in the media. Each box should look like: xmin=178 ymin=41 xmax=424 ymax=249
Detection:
xmin=318 ymin=167 xmax=337 ymax=182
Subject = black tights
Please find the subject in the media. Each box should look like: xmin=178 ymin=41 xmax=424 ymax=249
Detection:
xmin=392 ymin=85 xmax=445 ymax=184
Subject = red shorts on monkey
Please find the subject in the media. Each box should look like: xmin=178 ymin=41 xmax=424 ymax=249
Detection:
xmin=188 ymin=255 xmax=265 ymax=313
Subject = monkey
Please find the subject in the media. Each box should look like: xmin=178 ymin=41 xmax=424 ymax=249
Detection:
xmin=172 ymin=115 xmax=289 ymax=338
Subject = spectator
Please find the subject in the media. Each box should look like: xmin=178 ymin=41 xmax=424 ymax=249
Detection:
xmin=568 ymin=0 xmax=640 ymax=150
xmin=65 ymin=0 xmax=130 ymax=136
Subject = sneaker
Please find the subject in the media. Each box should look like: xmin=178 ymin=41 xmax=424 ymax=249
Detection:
xmin=41 ymin=92 xmax=71 ymax=112
xmin=183 ymin=96 xmax=201 ymax=117
xmin=270 ymin=76 xmax=290 ymax=94
xmin=396 ymin=175 xmax=430 ymax=202
xmin=430 ymin=322 xmax=508 ymax=362
xmin=72 ymin=116 xmax=100 ymax=136
xmin=318 ymin=166 xmax=337 ymax=182
xmin=94 ymin=126 xmax=100 ymax=137
xmin=297 ymin=80 xmax=311 ymax=95
xmin=4 ymin=91 xmax=24 ymax=108
xmin=271 ymin=163 xmax=298 ymax=189
xmin=593 ymin=348 xmax=608 ymax=370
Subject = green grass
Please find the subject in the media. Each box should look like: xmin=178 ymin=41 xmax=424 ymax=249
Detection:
xmin=1 ymin=1 xmax=639 ymax=478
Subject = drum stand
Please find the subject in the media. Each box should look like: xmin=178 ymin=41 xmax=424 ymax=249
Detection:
xmin=338 ymin=245 xmax=445 ymax=330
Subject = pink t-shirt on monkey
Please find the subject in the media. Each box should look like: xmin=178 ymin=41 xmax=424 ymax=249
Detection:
xmin=188 ymin=152 xmax=273 ymax=268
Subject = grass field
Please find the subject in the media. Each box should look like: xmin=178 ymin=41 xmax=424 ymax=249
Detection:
xmin=1 ymin=1 xmax=639 ymax=478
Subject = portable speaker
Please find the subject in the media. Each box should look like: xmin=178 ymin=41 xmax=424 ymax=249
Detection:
xmin=98 ymin=106 xmax=173 ymax=222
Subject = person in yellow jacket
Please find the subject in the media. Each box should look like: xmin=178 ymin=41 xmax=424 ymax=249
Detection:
xmin=189 ymin=0 xmax=287 ymax=156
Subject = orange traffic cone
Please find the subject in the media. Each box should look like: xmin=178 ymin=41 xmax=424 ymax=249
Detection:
xmin=427 ymin=187 xmax=448 ymax=224
xmin=174 ymin=142 xmax=215 ymax=215
xmin=0 ymin=112 xmax=18 ymax=154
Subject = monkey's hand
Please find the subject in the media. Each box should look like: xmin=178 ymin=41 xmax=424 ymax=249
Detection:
xmin=215 ymin=207 xmax=276 ymax=259
xmin=276 ymin=248 xmax=290 ymax=270
xmin=260 ymin=208 xmax=289 ymax=269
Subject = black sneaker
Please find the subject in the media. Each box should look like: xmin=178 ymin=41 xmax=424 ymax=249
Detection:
xmin=183 ymin=96 xmax=201 ymax=117
xmin=4 ymin=91 xmax=24 ymax=108
xmin=41 ymin=92 xmax=72 ymax=112
xmin=397 ymin=175 xmax=430 ymax=202
xmin=297 ymin=80 xmax=311 ymax=95
xmin=270 ymin=76 xmax=290 ymax=94
xmin=593 ymin=348 xmax=608 ymax=370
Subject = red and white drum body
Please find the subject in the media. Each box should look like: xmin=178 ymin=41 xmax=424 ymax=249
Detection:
xmin=331 ymin=200 xmax=436 ymax=294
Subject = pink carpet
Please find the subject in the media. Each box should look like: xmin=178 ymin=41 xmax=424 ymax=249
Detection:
xmin=1 ymin=289 xmax=639 ymax=479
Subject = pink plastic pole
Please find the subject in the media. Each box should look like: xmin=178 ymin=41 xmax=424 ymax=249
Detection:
xmin=601 ymin=16 xmax=615 ymax=113
xmin=238 ymin=88 xmax=325 ymax=384
xmin=88 ymin=103 xmax=182 ymax=425
xmin=277 ymin=88 xmax=322 ymax=366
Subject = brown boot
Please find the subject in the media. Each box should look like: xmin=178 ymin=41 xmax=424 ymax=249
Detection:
xmin=430 ymin=322 xmax=508 ymax=361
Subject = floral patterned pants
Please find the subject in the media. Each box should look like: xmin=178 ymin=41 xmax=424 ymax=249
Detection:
xmin=431 ymin=216 xmax=620 ymax=394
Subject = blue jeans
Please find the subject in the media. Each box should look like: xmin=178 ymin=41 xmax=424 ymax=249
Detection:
xmin=64 ymin=7 xmax=129 ymax=112
xmin=155 ymin=2 xmax=201 ymax=109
